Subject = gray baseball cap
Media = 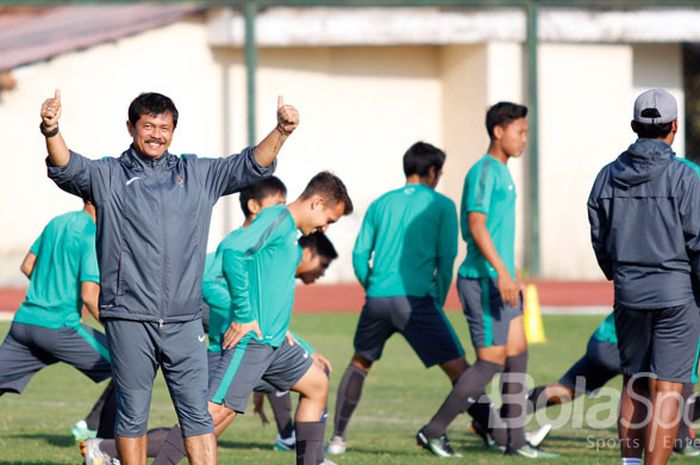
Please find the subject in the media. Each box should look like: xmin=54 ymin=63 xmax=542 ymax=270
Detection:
xmin=633 ymin=89 xmax=677 ymax=124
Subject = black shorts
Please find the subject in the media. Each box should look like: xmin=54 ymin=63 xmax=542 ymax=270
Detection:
xmin=615 ymin=301 xmax=700 ymax=383
xmin=558 ymin=336 xmax=620 ymax=393
xmin=353 ymin=296 xmax=464 ymax=367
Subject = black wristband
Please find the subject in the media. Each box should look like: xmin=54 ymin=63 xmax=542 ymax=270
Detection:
xmin=40 ymin=122 xmax=59 ymax=138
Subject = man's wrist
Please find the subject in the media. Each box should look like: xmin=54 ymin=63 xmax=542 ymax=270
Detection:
xmin=274 ymin=124 xmax=291 ymax=137
xmin=40 ymin=122 xmax=59 ymax=138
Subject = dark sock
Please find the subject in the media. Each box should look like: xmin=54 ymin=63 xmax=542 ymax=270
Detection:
xmin=99 ymin=428 xmax=170 ymax=458
xmin=693 ymin=392 xmax=700 ymax=423
xmin=268 ymin=391 xmax=294 ymax=439
xmin=96 ymin=381 xmax=117 ymax=439
xmin=423 ymin=359 xmax=504 ymax=438
xmin=502 ymin=351 xmax=528 ymax=452
xmin=296 ymin=421 xmax=324 ymax=465
xmin=98 ymin=438 xmax=118 ymax=458
xmin=676 ymin=383 xmax=695 ymax=449
xmin=147 ymin=428 xmax=171 ymax=457
xmin=85 ymin=380 xmax=116 ymax=432
xmin=527 ymin=385 xmax=548 ymax=414
xmin=332 ymin=364 xmax=366 ymax=439
xmin=152 ymin=425 xmax=186 ymax=465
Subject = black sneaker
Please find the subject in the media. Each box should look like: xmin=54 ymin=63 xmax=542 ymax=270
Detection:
xmin=471 ymin=419 xmax=499 ymax=450
xmin=416 ymin=427 xmax=462 ymax=458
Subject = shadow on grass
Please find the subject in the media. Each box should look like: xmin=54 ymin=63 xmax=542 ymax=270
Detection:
xmin=7 ymin=433 xmax=74 ymax=447
xmin=218 ymin=440 xmax=277 ymax=450
xmin=219 ymin=439 xmax=420 ymax=457
xmin=0 ymin=462 xmax=71 ymax=465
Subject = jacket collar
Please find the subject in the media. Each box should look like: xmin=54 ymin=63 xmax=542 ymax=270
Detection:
xmin=119 ymin=145 xmax=178 ymax=172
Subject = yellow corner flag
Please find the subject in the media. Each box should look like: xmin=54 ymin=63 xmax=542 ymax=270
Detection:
xmin=524 ymin=283 xmax=546 ymax=344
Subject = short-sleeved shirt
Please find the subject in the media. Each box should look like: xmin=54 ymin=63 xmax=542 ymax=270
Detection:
xmin=14 ymin=211 xmax=99 ymax=329
xmin=592 ymin=312 xmax=618 ymax=344
xmin=352 ymin=184 xmax=458 ymax=305
xmin=221 ymin=206 xmax=301 ymax=348
xmin=458 ymin=154 xmax=517 ymax=280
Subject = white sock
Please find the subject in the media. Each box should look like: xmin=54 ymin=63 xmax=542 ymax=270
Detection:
xmin=621 ymin=458 xmax=641 ymax=465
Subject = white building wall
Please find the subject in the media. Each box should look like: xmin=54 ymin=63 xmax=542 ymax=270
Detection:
xmin=539 ymin=44 xmax=634 ymax=280
xmin=0 ymin=12 xmax=690 ymax=285
xmin=0 ymin=19 xmax=228 ymax=284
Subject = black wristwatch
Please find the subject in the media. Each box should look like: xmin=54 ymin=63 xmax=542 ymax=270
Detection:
xmin=40 ymin=122 xmax=59 ymax=138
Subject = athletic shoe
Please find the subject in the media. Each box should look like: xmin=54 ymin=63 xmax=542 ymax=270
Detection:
xmin=525 ymin=423 xmax=552 ymax=448
xmin=416 ymin=428 xmax=462 ymax=458
xmin=71 ymin=420 xmax=97 ymax=442
xmin=508 ymin=444 xmax=559 ymax=459
xmin=325 ymin=436 xmax=346 ymax=456
xmin=83 ymin=438 xmax=117 ymax=465
xmin=318 ymin=459 xmax=337 ymax=465
xmin=274 ymin=431 xmax=296 ymax=452
xmin=470 ymin=419 xmax=503 ymax=451
xmin=673 ymin=444 xmax=700 ymax=457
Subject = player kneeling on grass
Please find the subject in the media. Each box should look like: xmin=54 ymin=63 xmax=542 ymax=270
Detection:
xmin=525 ymin=311 xmax=700 ymax=457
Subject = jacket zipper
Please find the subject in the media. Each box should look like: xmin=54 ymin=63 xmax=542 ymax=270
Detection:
xmin=160 ymin=163 xmax=168 ymax=325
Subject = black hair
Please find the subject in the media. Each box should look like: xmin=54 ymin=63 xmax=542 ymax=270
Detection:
xmin=300 ymin=171 xmax=354 ymax=216
xmin=239 ymin=176 xmax=287 ymax=218
xmin=486 ymin=102 xmax=528 ymax=139
xmin=128 ymin=92 xmax=179 ymax=128
xmin=631 ymin=120 xmax=674 ymax=139
xmin=403 ymin=141 xmax=446 ymax=177
xmin=298 ymin=231 xmax=338 ymax=260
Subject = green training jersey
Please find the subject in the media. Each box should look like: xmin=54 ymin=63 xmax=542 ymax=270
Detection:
xmin=202 ymin=227 xmax=248 ymax=352
xmin=592 ymin=312 xmax=617 ymax=344
xmin=202 ymin=252 xmax=231 ymax=352
xmin=353 ymin=184 xmax=458 ymax=305
xmin=222 ymin=205 xmax=301 ymax=348
xmin=459 ymin=154 xmax=517 ymax=280
xmin=14 ymin=211 xmax=99 ymax=330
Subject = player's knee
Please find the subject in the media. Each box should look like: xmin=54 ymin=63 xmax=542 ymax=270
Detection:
xmin=351 ymin=353 xmax=372 ymax=372
xmin=208 ymin=401 xmax=235 ymax=426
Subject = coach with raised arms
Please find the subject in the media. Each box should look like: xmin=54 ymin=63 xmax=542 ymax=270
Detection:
xmin=39 ymin=89 xmax=299 ymax=465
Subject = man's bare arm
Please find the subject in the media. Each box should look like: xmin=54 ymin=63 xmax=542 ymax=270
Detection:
xmin=20 ymin=252 xmax=37 ymax=279
xmin=468 ymin=211 xmax=520 ymax=307
xmin=253 ymin=96 xmax=299 ymax=167
xmin=81 ymin=281 xmax=100 ymax=321
xmin=40 ymin=89 xmax=70 ymax=167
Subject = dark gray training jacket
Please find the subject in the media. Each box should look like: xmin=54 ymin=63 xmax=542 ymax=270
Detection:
xmin=587 ymin=138 xmax=700 ymax=310
xmin=47 ymin=146 xmax=274 ymax=323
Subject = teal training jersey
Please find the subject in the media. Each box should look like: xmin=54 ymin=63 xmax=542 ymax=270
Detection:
xmin=14 ymin=211 xmax=99 ymax=330
xmin=202 ymin=252 xmax=231 ymax=352
xmin=202 ymin=227 xmax=248 ymax=352
xmin=459 ymin=155 xmax=517 ymax=280
xmin=592 ymin=312 xmax=617 ymax=344
xmin=353 ymin=184 xmax=458 ymax=305
xmin=222 ymin=205 xmax=301 ymax=348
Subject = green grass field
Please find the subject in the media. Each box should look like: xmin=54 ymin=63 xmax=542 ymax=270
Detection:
xmin=0 ymin=314 xmax=697 ymax=464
